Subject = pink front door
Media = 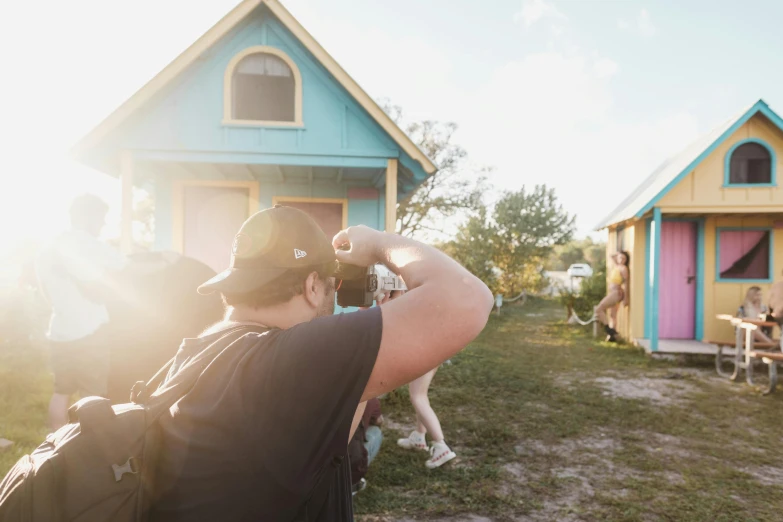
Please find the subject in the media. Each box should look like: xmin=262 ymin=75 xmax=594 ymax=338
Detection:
xmin=276 ymin=201 xmax=344 ymax=240
xmin=659 ymin=221 xmax=697 ymax=339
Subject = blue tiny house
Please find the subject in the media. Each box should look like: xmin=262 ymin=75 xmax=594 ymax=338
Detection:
xmin=73 ymin=0 xmax=435 ymax=277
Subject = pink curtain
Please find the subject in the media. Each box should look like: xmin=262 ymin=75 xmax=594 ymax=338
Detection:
xmin=719 ymin=230 xmax=766 ymax=273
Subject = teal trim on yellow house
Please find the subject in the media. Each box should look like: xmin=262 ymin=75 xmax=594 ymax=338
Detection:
xmin=599 ymin=99 xmax=783 ymax=352
xmin=650 ymin=208 xmax=662 ymax=351
xmin=636 ymin=100 xmax=783 ymax=220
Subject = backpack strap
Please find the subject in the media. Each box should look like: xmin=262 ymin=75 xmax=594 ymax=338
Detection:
xmin=133 ymin=325 xmax=269 ymax=422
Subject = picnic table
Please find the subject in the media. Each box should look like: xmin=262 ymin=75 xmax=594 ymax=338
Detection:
xmin=712 ymin=314 xmax=783 ymax=395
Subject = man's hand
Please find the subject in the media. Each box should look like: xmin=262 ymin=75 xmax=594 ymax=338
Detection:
xmin=376 ymin=289 xmax=405 ymax=306
xmin=360 ymin=289 xmax=404 ymax=310
xmin=332 ymin=226 xmax=388 ymax=267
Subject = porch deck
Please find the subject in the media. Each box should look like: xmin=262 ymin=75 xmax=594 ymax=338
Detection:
xmin=635 ymin=338 xmax=738 ymax=356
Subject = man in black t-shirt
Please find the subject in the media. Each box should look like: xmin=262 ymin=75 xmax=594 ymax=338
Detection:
xmin=149 ymin=205 xmax=493 ymax=522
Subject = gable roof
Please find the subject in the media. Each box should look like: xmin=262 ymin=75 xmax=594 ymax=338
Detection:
xmin=595 ymin=99 xmax=783 ymax=230
xmin=71 ymin=0 xmax=437 ymax=175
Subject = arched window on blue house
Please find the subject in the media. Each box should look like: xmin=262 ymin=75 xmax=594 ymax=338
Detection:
xmin=223 ymin=46 xmax=304 ymax=126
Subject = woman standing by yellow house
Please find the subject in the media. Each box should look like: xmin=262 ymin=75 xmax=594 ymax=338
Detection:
xmin=596 ymin=251 xmax=630 ymax=342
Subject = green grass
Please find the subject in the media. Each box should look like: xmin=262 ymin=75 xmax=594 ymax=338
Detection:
xmin=2 ymin=300 xmax=783 ymax=521
xmin=0 ymin=339 xmax=52 ymax=473
xmin=354 ymin=298 xmax=783 ymax=521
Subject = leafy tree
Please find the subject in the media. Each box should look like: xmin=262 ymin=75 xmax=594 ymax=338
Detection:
xmin=381 ymin=102 xmax=489 ymax=239
xmin=439 ymin=206 xmax=497 ymax=290
xmin=442 ymin=184 xmax=575 ymax=296
xmin=547 ymin=237 xmax=607 ymax=271
xmin=493 ymin=186 xmax=576 ymax=295
xmin=549 ymin=241 xmax=585 ymax=272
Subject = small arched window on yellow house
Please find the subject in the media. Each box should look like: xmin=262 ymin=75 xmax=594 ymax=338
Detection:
xmin=223 ymin=46 xmax=304 ymax=127
xmin=724 ymin=139 xmax=776 ymax=187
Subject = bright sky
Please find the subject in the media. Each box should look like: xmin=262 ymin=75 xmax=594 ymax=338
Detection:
xmin=2 ymin=0 xmax=783 ymax=264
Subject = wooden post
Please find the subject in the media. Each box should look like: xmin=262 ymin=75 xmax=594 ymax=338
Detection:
xmin=119 ymin=151 xmax=134 ymax=254
xmin=385 ymin=159 xmax=398 ymax=233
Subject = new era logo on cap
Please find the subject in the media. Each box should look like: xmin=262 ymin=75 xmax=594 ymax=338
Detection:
xmin=197 ymin=205 xmax=338 ymax=296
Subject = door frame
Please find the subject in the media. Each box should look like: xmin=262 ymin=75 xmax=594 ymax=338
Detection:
xmin=645 ymin=217 xmax=705 ymax=341
xmin=271 ymin=196 xmax=348 ymax=230
xmin=171 ymin=179 xmax=260 ymax=253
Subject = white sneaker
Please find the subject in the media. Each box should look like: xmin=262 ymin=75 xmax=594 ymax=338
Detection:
xmin=426 ymin=441 xmax=456 ymax=469
xmin=397 ymin=430 xmax=427 ymax=451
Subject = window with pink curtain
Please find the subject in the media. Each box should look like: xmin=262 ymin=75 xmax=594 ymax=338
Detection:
xmin=718 ymin=229 xmax=770 ymax=280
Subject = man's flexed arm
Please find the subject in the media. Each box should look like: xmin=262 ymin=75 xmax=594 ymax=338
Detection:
xmin=332 ymin=226 xmax=494 ymax=401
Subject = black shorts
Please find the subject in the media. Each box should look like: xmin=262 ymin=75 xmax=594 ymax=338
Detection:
xmin=50 ymin=328 xmax=110 ymax=398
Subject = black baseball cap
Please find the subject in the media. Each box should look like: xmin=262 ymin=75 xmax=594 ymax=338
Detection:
xmin=197 ymin=205 xmax=338 ymax=295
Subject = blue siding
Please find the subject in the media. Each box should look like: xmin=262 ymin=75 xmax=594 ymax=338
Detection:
xmin=93 ymin=5 xmax=427 ymax=181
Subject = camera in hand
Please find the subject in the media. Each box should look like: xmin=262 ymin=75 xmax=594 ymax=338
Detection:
xmin=335 ymin=263 xmax=406 ymax=307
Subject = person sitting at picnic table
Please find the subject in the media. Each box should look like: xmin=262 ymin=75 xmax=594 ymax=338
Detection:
xmin=595 ymin=251 xmax=629 ymax=343
xmin=736 ymin=286 xmax=774 ymax=345
xmin=768 ymin=274 xmax=783 ymax=350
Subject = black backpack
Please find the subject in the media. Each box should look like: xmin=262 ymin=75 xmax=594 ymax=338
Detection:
xmin=0 ymin=325 xmax=264 ymax=522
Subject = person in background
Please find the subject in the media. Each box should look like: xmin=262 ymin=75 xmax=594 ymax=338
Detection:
xmin=349 ymin=397 xmax=383 ymax=495
xmin=768 ymin=275 xmax=783 ymax=350
xmin=396 ymin=366 xmax=456 ymax=469
xmin=363 ymin=398 xmax=383 ymax=465
xmin=595 ymin=251 xmax=630 ymax=342
xmin=35 ymin=194 xmax=127 ymax=430
xmin=736 ymin=286 xmax=774 ymax=345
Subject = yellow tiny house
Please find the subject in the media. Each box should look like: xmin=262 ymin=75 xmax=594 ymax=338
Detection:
xmin=596 ymin=99 xmax=783 ymax=353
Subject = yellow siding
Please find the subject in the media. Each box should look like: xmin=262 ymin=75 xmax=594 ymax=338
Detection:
xmin=701 ymin=216 xmax=783 ymax=342
xmin=659 ymin=114 xmax=783 ymax=212
xmin=630 ymin=223 xmax=646 ymax=340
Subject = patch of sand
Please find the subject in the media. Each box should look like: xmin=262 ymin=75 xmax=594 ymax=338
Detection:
xmin=592 ymin=376 xmax=697 ymax=406
xmin=740 ymin=465 xmax=783 ymax=486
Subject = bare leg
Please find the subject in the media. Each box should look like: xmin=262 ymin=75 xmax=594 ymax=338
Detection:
xmin=596 ymin=289 xmax=622 ymax=326
xmin=609 ymin=304 xmax=619 ymax=329
xmin=49 ymin=393 xmax=69 ymax=431
xmin=595 ymin=300 xmax=609 ymax=325
xmin=409 ymin=368 xmax=445 ymax=443
xmin=415 ymin=413 xmax=427 ymax=435
xmin=754 ymin=329 xmax=774 ymax=345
